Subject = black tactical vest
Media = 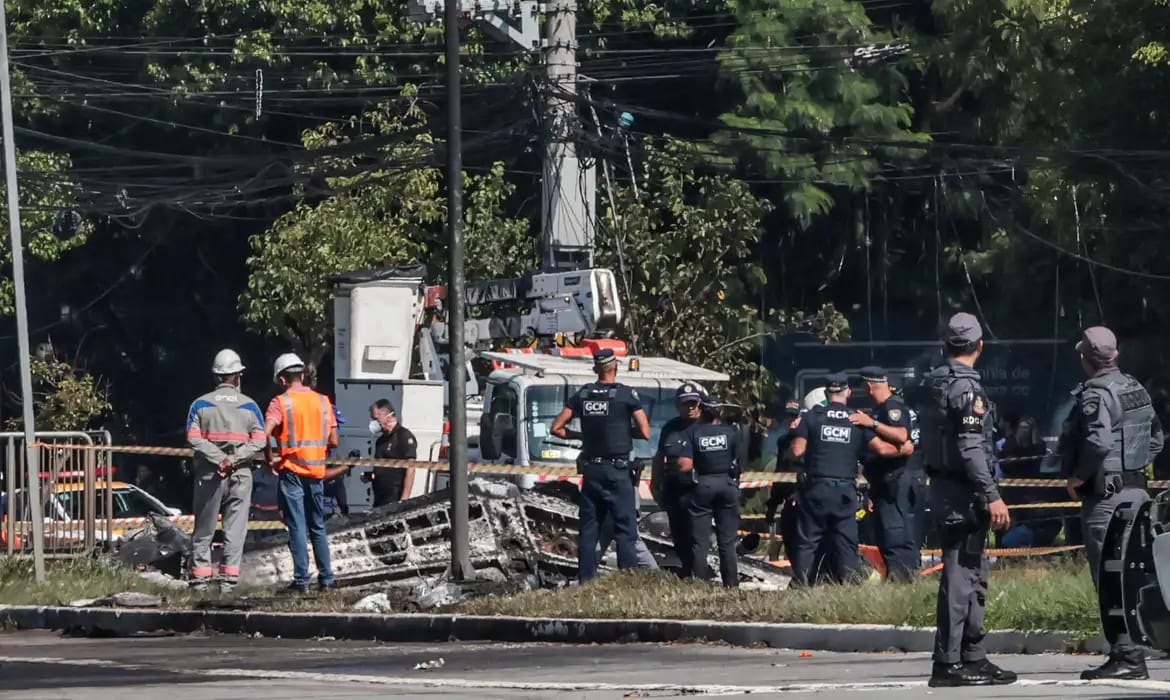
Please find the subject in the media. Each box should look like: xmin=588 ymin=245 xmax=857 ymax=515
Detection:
xmin=917 ymin=362 xmax=994 ymax=475
xmin=804 ymin=404 xmax=864 ymax=480
xmin=1079 ymin=372 xmax=1155 ymax=475
xmin=578 ymin=382 xmax=633 ymax=459
xmin=689 ymin=423 xmax=738 ymax=475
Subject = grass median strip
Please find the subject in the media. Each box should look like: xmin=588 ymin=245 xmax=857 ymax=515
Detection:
xmin=0 ymin=557 xmax=1101 ymax=638
xmin=456 ymin=562 xmax=1100 ymax=638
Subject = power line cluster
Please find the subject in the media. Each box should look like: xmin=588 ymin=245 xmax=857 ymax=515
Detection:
xmin=4 ymin=3 xmax=1169 ymax=288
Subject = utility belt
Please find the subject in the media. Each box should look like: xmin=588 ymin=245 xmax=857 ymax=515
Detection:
xmin=796 ymin=472 xmax=857 ymax=489
xmin=865 ymin=463 xmax=907 ymax=485
xmin=684 ymin=468 xmax=734 ymax=486
xmin=576 ymin=455 xmax=630 ymax=474
xmin=1093 ymin=470 xmax=1148 ymax=497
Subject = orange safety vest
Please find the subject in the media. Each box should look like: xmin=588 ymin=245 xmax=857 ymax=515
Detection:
xmin=276 ymin=389 xmax=332 ymax=479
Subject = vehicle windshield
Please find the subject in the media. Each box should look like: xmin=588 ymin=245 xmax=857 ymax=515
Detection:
xmin=525 ymin=384 xmax=680 ymax=462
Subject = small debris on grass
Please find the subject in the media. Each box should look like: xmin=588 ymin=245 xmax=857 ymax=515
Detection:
xmin=413 ymin=658 xmax=445 ymax=671
xmin=69 ymin=592 xmax=164 ymax=609
xmin=136 ymin=570 xmax=189 ymax=591
xmin=353 ymin=592 xmax=393 ymax=613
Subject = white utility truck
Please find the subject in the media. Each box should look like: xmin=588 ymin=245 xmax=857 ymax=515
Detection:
xmin=328 ymin=266 xmax=729 ymax=512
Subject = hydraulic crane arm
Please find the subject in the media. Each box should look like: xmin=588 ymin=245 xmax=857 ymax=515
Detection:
xmin=426 ymin=268 xmax=623 ymax=347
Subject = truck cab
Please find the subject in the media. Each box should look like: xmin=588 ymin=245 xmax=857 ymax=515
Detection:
xmin=474 ymin=351 xmax=730 ymax=489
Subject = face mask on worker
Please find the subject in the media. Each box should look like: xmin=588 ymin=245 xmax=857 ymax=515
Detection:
xmin=368 ymin=419 xmax=382 ymax=437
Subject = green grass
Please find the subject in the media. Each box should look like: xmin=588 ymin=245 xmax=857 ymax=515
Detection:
xmin=0 ymin=557 xmax=362 ymax=612
xmin=455 ymin=560 xmax=1100 ymax=637
xmin=0 ymin=556 xmax=1101 ymax=638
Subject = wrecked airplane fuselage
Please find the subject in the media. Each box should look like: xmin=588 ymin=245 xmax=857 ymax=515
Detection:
xmin=239 ymin=478 xmax=790 ymax=590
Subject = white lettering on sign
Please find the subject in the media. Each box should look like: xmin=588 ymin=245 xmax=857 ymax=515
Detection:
xmin=821 ymin=425 xmax=852 ymax=444
xmin=826 ymin=409 xmax=850 ymax=420
xmin=698 ymin=434 xmax=728 ymax=451
xmin=583 ymin=401 xmax=609 ymax=416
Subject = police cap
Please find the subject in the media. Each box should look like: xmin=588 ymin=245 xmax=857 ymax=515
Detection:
xmin=825 ymin=372 xmax=850 ymax=393
xmin=676 ymin=382 xmax=704 ymax=403
xmin=859 ymin=365 xmax=887 ymax=383
xmin=1075 ymin=326 xmax=1119 ymax=364
xmin=593 ymin=348 xmax=618 ymax=368
xmin=945 ymin=312 xmax=983 ymax=345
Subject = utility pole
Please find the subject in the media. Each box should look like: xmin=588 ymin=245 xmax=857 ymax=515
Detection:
xmin=541 ymin=0 xmax=595 ymax=272
xmin=444 ymin=0 xmax=473 ymax=581
xmin=0 ymin=0 xmax=44 ymax=581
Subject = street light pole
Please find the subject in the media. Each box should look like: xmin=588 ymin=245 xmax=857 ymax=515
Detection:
xmin=0 ymin=0 xmax=45 ymax=581
xmin=444 ymin=0 xmax=473 ymax=580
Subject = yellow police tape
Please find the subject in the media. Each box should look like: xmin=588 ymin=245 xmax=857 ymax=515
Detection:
xmin=739 ymin=529 xmax=1084 ymax=558
xmin=741 ymin=500 xmax=1084 ymax=520
xmin=34 ymin=442 xmax=1170 ymax=492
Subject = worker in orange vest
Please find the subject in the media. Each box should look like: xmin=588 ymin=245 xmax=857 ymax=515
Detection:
xmin=264 ymin=353 xmax=340 ymax=593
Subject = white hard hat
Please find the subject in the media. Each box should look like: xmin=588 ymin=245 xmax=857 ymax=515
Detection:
xmin=273 ymin=352 xmax=305 ymax=381
xmin=801 ymin=387 xmax=828 ymax=411
xmin=212 ymin=349 xmax=245 ymax=375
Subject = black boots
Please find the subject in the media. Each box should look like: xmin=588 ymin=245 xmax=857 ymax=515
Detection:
xmin=1081 ymin=655 xmax=1148 ymax=681
xmin=929 ymin=660 xmax=1018 ymax=688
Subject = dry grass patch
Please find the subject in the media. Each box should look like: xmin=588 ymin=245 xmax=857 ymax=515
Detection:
xmin=0 ymin=555 xmax=1102 ymax=640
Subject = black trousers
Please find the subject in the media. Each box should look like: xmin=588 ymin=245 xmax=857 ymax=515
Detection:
xmin=933 ymin=515 xmax=990 ymax=664
xmin=870 ymin=469 xmax=925 ymax=582
xmin=662 ymin=481 xmax=693 ymax=575
xmin=790 ymin=478 xmax=859 ymax=586
xmin=681 ymin=473 xmax=740 ymax=587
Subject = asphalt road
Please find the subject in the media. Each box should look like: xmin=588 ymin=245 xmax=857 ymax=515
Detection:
xmin=1 ymin=631 xmax=1169 ymax=699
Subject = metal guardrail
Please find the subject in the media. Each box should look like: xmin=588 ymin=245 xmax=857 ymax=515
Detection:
xmin=2 ymin=431 xmax=113 ymax=557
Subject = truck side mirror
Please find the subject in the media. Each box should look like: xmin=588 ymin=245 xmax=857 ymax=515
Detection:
xmin=479 ymin=412 xmax=500 ymax=460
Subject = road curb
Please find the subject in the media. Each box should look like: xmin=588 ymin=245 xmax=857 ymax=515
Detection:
xmin=0 ymin=605 xmax=1107 ymax=655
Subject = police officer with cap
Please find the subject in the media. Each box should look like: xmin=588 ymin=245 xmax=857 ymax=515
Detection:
xmin=850 ymin=365 xmax=922 ymax=581
xmin=786 ymin=372 xmax=902 ymax=586
xmin=551 ymin=348 xmax=651 ymax=582
xmin=918 ymin=312 xmax=1015 ymax=688
xmin=1062 ymin=326 xmax=1163 ymax=680
xmin=653 ymin=382 xmax=706 ymax=575
xmin=675 ymin=393 xmax=742 ymax=586
xmin=764 ymin=399 xmax=803 ymax=532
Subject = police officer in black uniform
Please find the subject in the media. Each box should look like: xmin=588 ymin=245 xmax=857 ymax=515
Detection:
xmin=787 ymin=373 xmax=903 ymax=587
xmin=675 ymin=394 xmax=742 ymax=586
xmin=764 ymin=400 xmax=803 ymax=529
xmin=652 ymin=382 xmax=706 ymax=575
xmin=762 ymin=400 xmax=802 ymax=562
xmin=850 ymin=366 xmax=922 ymax=581
xmin=918 ymin=312 xmax=1015 ymax=688
xmin=1062 ymin=326 xmax=1164 ymax=680
xmin=551 ymin=348 xmax=651 ymax=583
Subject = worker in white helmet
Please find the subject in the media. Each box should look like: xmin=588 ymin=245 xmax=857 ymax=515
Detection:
xmin=185 ymin=349 xmax=266 ymax=593
xmin=264 ymin=352 xmax=340 ymax=592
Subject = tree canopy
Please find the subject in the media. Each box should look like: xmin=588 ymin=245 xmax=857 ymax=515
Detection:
xmin=3 ymin=0 xmax=1170 ymax=436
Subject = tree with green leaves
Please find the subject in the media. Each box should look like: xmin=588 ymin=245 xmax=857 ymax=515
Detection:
xmin=4 ymin=344 xmax=111 ymax=431
xmin=717 ymin=0 xmax=925 ymax=228
xmin=596 ymin=137 xmax=848 ymax=412
xmin=239 ymin=97 xmax=534 ymax=374
xmin=0 ymin=150 xmax=91 ymax=316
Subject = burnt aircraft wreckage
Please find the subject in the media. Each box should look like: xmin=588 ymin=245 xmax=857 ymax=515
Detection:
xmin=226 ymin=478 xmax=790 ymax=591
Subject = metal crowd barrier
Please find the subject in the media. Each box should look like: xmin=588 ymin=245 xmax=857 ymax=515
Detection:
xmin=2 ymin=431 xmax=113 ymax=557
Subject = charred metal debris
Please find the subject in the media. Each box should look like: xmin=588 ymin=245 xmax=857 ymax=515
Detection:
xmin=111 ymin=479 xmax=790 ymax=606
